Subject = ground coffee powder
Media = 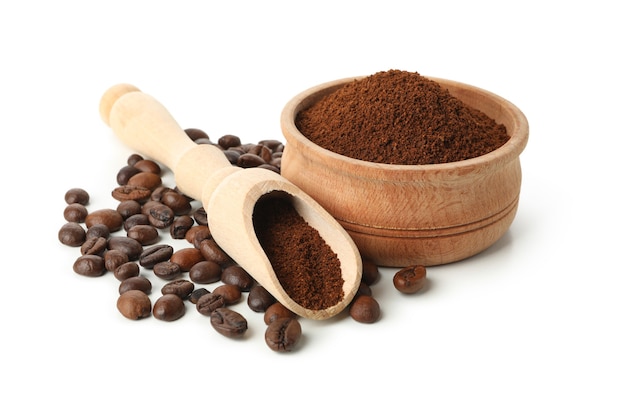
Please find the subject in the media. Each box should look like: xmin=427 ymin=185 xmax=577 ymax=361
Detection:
xmin=253 ymin=195 xmax=343 ymax=311
xmin=295 ymin=69 xmax=510 ymax=165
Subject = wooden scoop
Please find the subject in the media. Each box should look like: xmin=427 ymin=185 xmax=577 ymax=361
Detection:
xmin=99 ymin=84 xmax=362 ymax=320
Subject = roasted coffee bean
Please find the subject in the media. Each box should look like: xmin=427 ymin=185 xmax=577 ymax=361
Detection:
xmin=111 ymin=185 xmax=152 ymax=203
xmin=349 ymin=295 xmax=380 ymax=324
xmin=127 ymin=171 xmax=162 ymax=191
xmin=356 ymin=282 xmax=372 ymax=297
xmin=65 ymin=187 xmax=90 ymax=205
xmin=73 ymin=254 xmax=105 ymax=277
xmin=196 ymin=293 xmax=226 ymax=316
xmin=117 ymin=200 xmax=142 ymax=219
xmin=146 ymin=202 xmax=175 ymax=229
xmin=247 ymin=285 xmax=276 ymax=312
xmin=85 ymin=224 xmax=110 ymax=240
xmin=221 ymin=265 xmax=254 ymax=291
xmin=217 ymin=134 xmax=241 ymax=149
xmin=123 ymin=213 xmax=150 ymax=232
xmin=119 ymin=276 xmax=152 ymax=294
xmin=114 ymin=261 xmax=141 ymax=281
xmin=116 ymin=165 xmax=142 ymax=185
xmin=63 ymin=203 xmax=88 ymax=223
xmin=237 ymin=153 xmax=266 ymax=168
xmin=58 ymin=222 xmax=86 ymax=247
xmin=127 ymin=153 xmax=144 ymax=166
xmin=153 ymin=261 xmax=182 ymax=280
xmin=189 ymin=288 xmax=210 ymax=304
xmin=192 ymin=207 xmax=208 ymax=227
xmin=248 ymin=144 xmax=273 ymax=162
xmin=212 ymin=284 xmax=242 ymax=305
xmin=223 ymin=149 xmax=241 ymax=164
xmin=117 ymin=290 xmax=151 ymax=320
xmin=153 ymin=294 xmax=186 ymax=321
xmin=160 ymin=191 xmax=192 ymax=215
xmin=189 ymin=260 xmax=222 ymax=284
xmin=200 ymin=239 xmax=232 ymax=266
xmin=265 ymin=318 xmax=302 ymax=352
xmin=393 ymin=264 xmax=427 ymax=294
xmin=150 ymin=186 xmax=176 ymax=202
xmin=80 ymin=236 xmax=107 ymax=256
xmin=170 ymin=247 xmax=204 ymax=272
xmin=210 ymin=308 xmax=248 ymax=338
xmin=139 ymin=244 xmax=174 ymax=268
xmin=185 ymin=225 xmax=211 ymax=247
xmin=258 ymin=163 xmax=280 ymax=173
xmin=133 ymin=159 xmax=161 ymax=175
xmin=161 ymin=279 xmax=195 ymax=299
xmin=108 ymin=236 xmax=143 ymax=260
xmin=185 ymin=127 xmax=209 ymax=141
xmin=259 ymin=139 xmax=284 ymax=152
xmin=263 ymin=302 xmax=296 ymax=325
xmin=361 ymin=258 xmax=380 ymax=286
xmin=85 ymin=208 xmax=124 ymax=232
xmin=170 ymin=215 xmax=194 ymax=239
xmin=104 ymin=249 xmax=129 ymax=272
xmin=127 ymin=224 xmax=160 ymax=245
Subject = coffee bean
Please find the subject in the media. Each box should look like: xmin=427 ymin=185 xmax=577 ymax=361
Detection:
xmin=248 ymin=144 xmax=273 ymax=163
xmin=127 ymin=153 xmax=143 ymax=165
xmin=170 ymin=215 xmax=195 ymax=239
xmin=58 ymin=222 xmax=86 ymax=247
xmin=117 ymin=290 xmax=151 ymax=320
xmin=80 ymin=236 xmax=108 ymax=256
xmin=160 ymin=191 xmax=191 ymax=215
xmin=257 ymin=163 xmax=280 ymax=173
xmin=170 ymin=247 xmax=204 ymax=272
xmin=85 ymin=208 xmax=124 ymax=232
xmin=133 ymin=159 xmax=161 ymax=175
xmin=221 ymin=265 xmax=254 ymax=291
xmin=189 ymin=260 xmax=222 ymax=284
xmin=210 ymin=308 xmax=248 ymax=338
xmin=356 ymin=282 xmax=372 ymax=297
xmin=116 ymin=165 xmax=141 ymax=185
xmin=184 ymin=128 xmax=209 ymax=141
xmin=119 ymin=276 xmax=152 ymax=294
xmin=127 ymin=171 xmax=162 ymax=191
xmin=349 ymin=295 xmax=380 ymax=324
xmin=65 ymin=187 xmax=90 ymax=205
xmin=145 ymin=202 xmax=175 ymax=229
xmin=223 ymin=149 xmax=241 ymax=164
xmin=73 ymin=254 xmax=105 ymax=277
xmin=111 ymin=185 xmax=152 ymax=203
xmin=117 ymin=200 xmax=143 ymax=219
xmin=265 ymin=317 xmax=302 ymax=352
xmin=63 ymin=203 xmax=88 ymax=223
xmin=247 ymin=285 xmax=276 ymax=312
xmin=123 ymin=213 xmax=150 ymax=232
xmin=196 ymin=293 xmax=226 ymax=316
xmin=114 ymin=261 xmax=140 ymax=281
xmin=153 ymin=294 xmax=185 ymax=321
xmin=189 ymin=288 xmax=210 ymax=304
xmin=192 ymin=207 xmax=208 ymax=227
xmin=263 ymin=302 xmax=296 ymax=325
xmin=139 ymin=244 xmax=174 ymax=269
xmin=237 ymin=153 xmax=266 ymax=168
xmin=104 ymin=250 xmax=130 ymax=272
xmin=361 ymin=258 xmax=380 ymax=286
xmin=108 ymin=236 xmax=144 ymax=260
xmin=127 ymin=224 xmax=160 ymax=245
xmin=212 ymin=284 xmax=242 ymax=305
xmin=185 ymin=225 xmax=211 ymax=247
xmin=217 ymin=134 xmax=241 ymax=149
xmin=85 ymin=224 xmax=110 ymax=240
xmin=153 ymin=261 xmax=182 ymax=280
xmin=150 ymin=186 xmax=176 ymax=202
xmin=161 ymin=279 xmax=195 ymax=299
xmin=393 ymin=265 xmax=427 ymax=294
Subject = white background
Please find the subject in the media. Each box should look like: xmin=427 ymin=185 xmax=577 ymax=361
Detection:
xmin=1 ymin=1 xmax=624 ymax=416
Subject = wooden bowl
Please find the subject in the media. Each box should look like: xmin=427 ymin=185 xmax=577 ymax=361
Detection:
xmin=280 ymin=76 xmax=529 ymax=267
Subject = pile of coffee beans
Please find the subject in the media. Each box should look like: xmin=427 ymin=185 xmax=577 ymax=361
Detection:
xmin=59 ymin=129 xmax=427 ymax=352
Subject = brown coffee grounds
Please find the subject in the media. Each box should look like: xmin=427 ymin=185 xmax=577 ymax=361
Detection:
xmin=253 ymin=195 xmax=344 ymax=311
xmin=295 ymin=69 xmax=510 ymax=165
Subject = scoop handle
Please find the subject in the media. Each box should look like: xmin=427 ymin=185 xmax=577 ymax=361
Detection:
xmin=99 ymin=84 xmax=238 ymax=200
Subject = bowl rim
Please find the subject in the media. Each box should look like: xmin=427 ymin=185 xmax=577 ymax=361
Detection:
xmin=280 ymin=75 xmax=529 ymax=178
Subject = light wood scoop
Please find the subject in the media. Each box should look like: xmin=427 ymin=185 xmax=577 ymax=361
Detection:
xmin=99 ymin=84 xmax=362 ymax=320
